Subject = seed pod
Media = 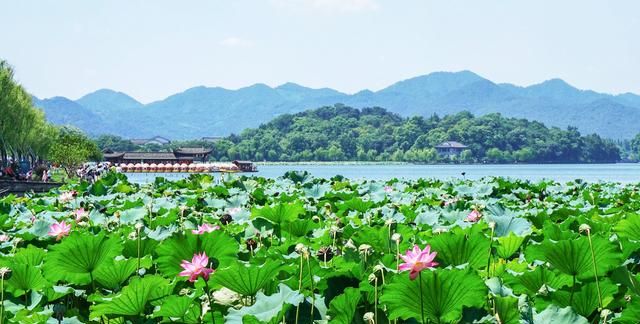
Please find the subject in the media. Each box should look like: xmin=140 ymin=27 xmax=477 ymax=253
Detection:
xmin=220 ymin=214 xmax=233 ymax=225
xmin=317 ymin=247 xmax=334 ymax=262
xmin=246 ymin=238 xmax=258 ymax=251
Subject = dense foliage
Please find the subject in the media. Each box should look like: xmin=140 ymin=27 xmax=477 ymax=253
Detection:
xmin=0 ymin=60 xmax=57 ymax=167
xmin=49 ymin=127 xmax=102 ymax=177
xmin=211 ymin=105 xmax=620 ymax=163
xmin=1 ymin=172 xmax=640 ymax=323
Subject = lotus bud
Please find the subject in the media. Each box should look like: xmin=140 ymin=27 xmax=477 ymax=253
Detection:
xmin=391 ymin=233 xmax=402 ymax=242
xmin=0 ymin=234 xmax=9 ymax=242
xmin=212 ymin=287 xmax=241 ymax=306
xmin=368 ymin=273 xmax=377 ymax=283
xmin=358 ymin=244 xmax=372 ymax=254
xmin=488 ymin=221 xmax=496 ymax=230
xmin=373 ymin=264 xmax=385 ymax=273
xmin=135 ymin=222 xmax=144 ymax=232
xmin=363 ymin=312 xmax=375 ymax=323
xmin=600 ymin=309 xmax=612 ymax=320
xmin=312 ymin=215 xmax=321 ymax=223
xmin=344 ymin=239 xmax=356 ymax=250
xmin=384 ymin=218 xmax=394 ymax=226
xmin=128 ymin=232 xmax=137 ymax=240
xmin=579 ymin=224 xmax=591 ymax=234
xmin=138 ymin=268 xmax=146 ymax=276
xmin=295 ymin=243 xmax=307 ymax=254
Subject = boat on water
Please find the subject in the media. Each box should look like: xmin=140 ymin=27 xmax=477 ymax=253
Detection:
xmin=116 ymin=160 xmax=258 ymax=173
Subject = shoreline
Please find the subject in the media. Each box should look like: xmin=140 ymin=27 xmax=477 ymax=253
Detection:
xmin=254 ymin=161 xmax=629 ymax=166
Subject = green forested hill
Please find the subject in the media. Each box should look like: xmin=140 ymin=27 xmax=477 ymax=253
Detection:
xmin=205 ymin=105 xmax=620 ymax=163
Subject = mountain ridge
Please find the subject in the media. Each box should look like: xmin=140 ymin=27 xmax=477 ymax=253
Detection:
xmin=32 ymin=71 xmax=640 ymax=139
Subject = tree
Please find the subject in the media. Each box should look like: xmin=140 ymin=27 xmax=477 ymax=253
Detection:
xmin=49 ymin=127 xmax=102 ymax=178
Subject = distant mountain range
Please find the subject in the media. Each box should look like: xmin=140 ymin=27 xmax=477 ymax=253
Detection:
xmin=32 ymin=71 xmax=640 ymax=139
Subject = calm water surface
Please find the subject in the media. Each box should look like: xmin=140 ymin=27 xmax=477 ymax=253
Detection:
xmin=125 ymin=163 xmax=640 ymax=184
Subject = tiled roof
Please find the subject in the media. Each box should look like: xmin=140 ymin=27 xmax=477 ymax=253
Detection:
xmin=435 ymin=141 xmax=468 ymax=149
xmin=174 ymin=148 xmax=213 ymax=154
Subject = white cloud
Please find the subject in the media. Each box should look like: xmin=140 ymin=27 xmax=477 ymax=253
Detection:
xmin=219 ymin=37 xmax=254 ymax=48
xmin=271 ymin=0 xmax=379 ymax=13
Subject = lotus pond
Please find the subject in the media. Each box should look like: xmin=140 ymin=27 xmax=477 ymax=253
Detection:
xmin=1 ymin=172 xmax=640 ymax=323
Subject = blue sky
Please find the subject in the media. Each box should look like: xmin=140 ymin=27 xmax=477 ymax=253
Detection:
xmin=1 ymin=0 xmax=638 ymax=103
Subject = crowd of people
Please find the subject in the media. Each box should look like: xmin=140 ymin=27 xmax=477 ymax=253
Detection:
xmin=0 ymin=159 xmax=49 ymax=182
xmin=76 ymin=162 xmax=112 ymax=183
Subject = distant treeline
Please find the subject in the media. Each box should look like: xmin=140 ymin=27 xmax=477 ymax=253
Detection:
xmin=95 ymin=104 xmax=625 ymax=163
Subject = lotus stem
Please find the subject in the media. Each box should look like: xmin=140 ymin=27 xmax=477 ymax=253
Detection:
xmin=418 ymin=271 xmax=425 ymax=324
xmin=585 ymin=229 xmax=603 ymax=309
xmin=570 ymin=275 xmax=576 ymax=305
xmin=374 ymin=276 xmax=379 ymax=324
xmin=486 ymin=225 xmax=495 ymax=279
xmin=395 ymin=240 xmax=400 ymax=272
xmin=1 ymin=274 xmax=4 ymax=324
xmin=204 ymin=280 xmax=216 ymax=324
xmin=295 ymin=253 xmax=303 ymax=324
xmin=306 ymin=256 xmax=315 ymax=320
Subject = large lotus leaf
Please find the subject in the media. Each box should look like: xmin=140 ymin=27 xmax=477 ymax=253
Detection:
xmin=90 ymin=275 xmax=173 ymax=318
xmin=13 ymin=245 xmax=46 ymax=267
xmin=119 ymin=207 xmax=147 ymax=225
xmin=337 ymin=198 xmax=375 ymax=214
xmin=155 ymin=231 xmax=238 ymax=277
xmin=94 ymin=256 xmax=152 ymax=290
xmin=616 ymin=298 xmax=640 ymax=324
xmin=152 ymin=295 xmax=200 ymax=323
xmin=251 ymin=202 xmax=305 ymax=225
xmin=428 ymin=227 xmax=490 ymax=269
xmin=485 ymin=214 xmax=531 ymax=237
xmin=495 ymin=232 xmax=527 ymax=259
xmin=552 ymin=279 xmax=618 ymax=317
xmin=534 ymin=236 xmax=621 ymax=279
xmin=44 ymin=232 xmax=122 ymax=285
xmin=212 ymin=260 xmax=282 ymax=296
xmin=615 ymin=214 xmax=640 ymax=241
xmin=303 ymin=183 xmax=331 ymax=199
xmin=380 ymin=269 xmax=486 ymax=323
xmin=505 ymin=266 xmax=572 ymax=296
xmin=225 ymin=283 xmax=304 ymax=323
xmin=533 ymin=305 xmax=588 ymax=324
xmin=327 ymin=287 xmax=361 ymax=324
xmin=6 ymin=263 xmax=48 ymax=297
xmin=494 ymin=296 xmax=521 ymax=324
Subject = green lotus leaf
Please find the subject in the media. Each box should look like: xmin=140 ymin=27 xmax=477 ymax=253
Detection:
xmin=536 ymin=236 xmax=621 ymax=280
xmin=94 ymin=256 xmax=152 ymax=290
xmin=551 ymin=279 xmax=618 ymax=317
xmin=44 ymin=232 xmax=122 ymax=285
xmin=225 ymin=283 xmax=304 ymax=323
xmin=13 ymin=245 xmax=46 ymax=267
xmin=505 ymin=266 xmax=572 ymax=296
xmin=616 ymin=298 xmax=640 ymax=324
xmin=251 ymin=201 xmax=305 ymax=225
xmin=213 ymin=260 xmax=282 ymax=296
xmin=496 ymin=232 xmax=527 ymax=259
xmin=327 ymin=287 xmax=361 ymax=324
xmin=155 ymin=231 xmax=238 ymax=277
xmin=90 ymin=275 xmax=173 ymax=319
xmin=380 ymin=269 xmax=487 ymax=323
xmin=533 ymin=305 xmax=588 ymax=324
xmin=6 ymin=263 xmax=49 ymax=297
xmin=428 ymin=227 xmax=490 ymax=269
xmin=615 ymin=214 xmax=640 ymax=241
xmin=494 ymin=296 xmax=521 ymax=324
xmin=152 ymin=295 xmax=200 ymax=323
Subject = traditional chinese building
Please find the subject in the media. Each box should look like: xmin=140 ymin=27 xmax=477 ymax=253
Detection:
xmin=435 ymin=141 xmax=469 ymax=157
xmin=103 ymin=148 xmax=212 ymax=164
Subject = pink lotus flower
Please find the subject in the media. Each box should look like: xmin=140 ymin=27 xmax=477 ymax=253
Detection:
xmin=0 ymin=234 xmax=9 ymax=242
xmin=466 ymin=210 xmax=481 ymax=222
xmin=192 ymin=223 xmax=220 ymax=235
xmin=384 ymin=185 xmax=393 ymax=193
xmin=48 ymin=221 xmax=71 ymax=240
xmin=179 ymin=252 xmax=215 ymax=282
xmin=73 ymin=208 xmax=88 ymax=222
xmin=399 ymin=245 xmax=438 ymax=280
xmin=59 ymin=191 xmax=77 ymax=203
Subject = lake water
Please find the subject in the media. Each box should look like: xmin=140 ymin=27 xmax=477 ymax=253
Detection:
xmin=124 ymin=163 xmax=640 ymax=184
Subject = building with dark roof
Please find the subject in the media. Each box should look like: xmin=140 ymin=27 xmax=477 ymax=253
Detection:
xmin=435 ymin=141 xmax=469 ymax=157
xmin=103 ymin=147 xmax=212 ymax=164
